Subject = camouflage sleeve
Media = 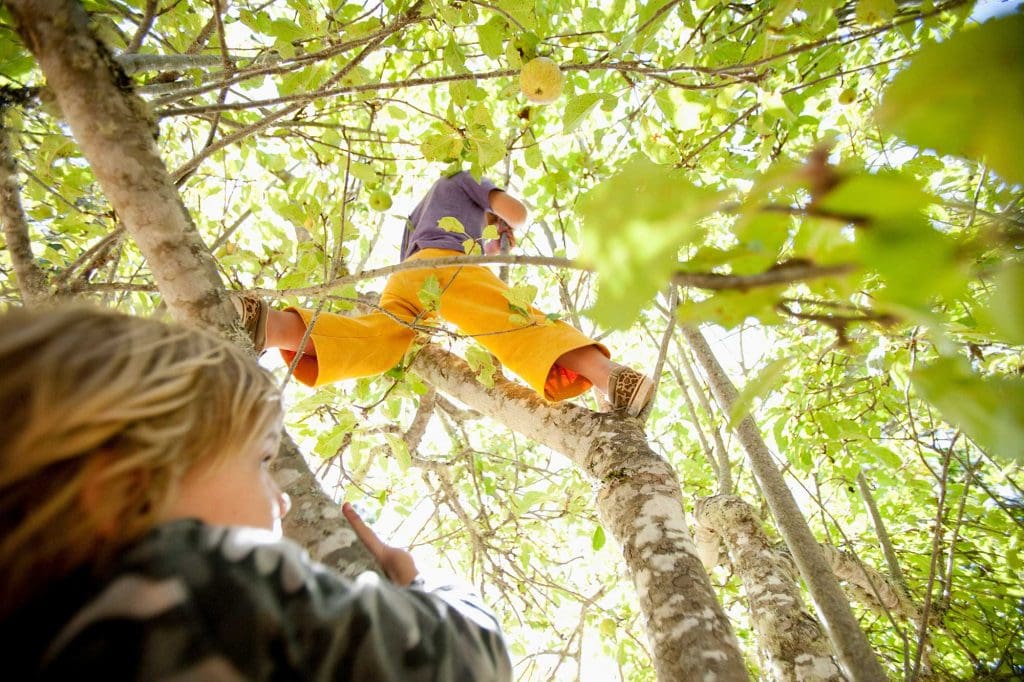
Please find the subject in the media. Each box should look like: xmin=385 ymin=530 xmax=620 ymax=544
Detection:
xmin=39 ymin=523 xmax=512 ymax=681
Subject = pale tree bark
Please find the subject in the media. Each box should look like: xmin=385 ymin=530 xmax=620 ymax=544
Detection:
xmin=4 ymin=0 xmax=379 ymax=573
xmin=272 ymin=434 xmax=377 ymax=578
xmin=696 ymin=495 xmax=845 ymax=682
xmin=817 ymin=544 xmax=921 ymax=622
xmin=0 ymin=119 xmax=50 ymax=305
xmin=682 ymin=325 xmax=888 ymax=682
xmin=412 ymin=344 xmax=750 ymax=681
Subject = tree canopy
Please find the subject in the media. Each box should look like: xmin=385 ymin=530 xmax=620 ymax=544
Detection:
xmin=1 ymin=0 xmax=1022 ymax=679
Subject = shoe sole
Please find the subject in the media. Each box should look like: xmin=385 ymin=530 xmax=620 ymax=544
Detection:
xmin=625 ymin=377 xmax=655 ymax=417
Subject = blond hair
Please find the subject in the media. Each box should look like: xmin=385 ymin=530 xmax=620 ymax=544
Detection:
xmin=0 ymin=306 xmax=283 ymax=618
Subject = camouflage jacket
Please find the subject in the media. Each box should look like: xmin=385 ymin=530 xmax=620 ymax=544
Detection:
xmin=7 ymin=519 xmax=512 ymax=680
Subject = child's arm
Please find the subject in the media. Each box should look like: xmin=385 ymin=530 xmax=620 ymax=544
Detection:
xmin=40 ymin=523 xmax=512 ymax=681
xmin=488 ymin=189 xmax=527 ymax=229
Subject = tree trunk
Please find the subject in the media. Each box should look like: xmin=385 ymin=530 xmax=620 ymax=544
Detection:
xmin=682 ymin=326 xmax=888 ymax=682
xmin=412 ymin=344 xmax=750 ymax=681
xmin=696 ymin=495 xmax=845 ymax=681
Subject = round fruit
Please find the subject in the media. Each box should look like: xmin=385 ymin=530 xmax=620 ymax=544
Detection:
xmin=368 ymin=190 xmax=392 ymax=212
xmin=519 ymin=57 xmax=563 ymax=105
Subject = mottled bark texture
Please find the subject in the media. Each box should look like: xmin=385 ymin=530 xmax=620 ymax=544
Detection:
xmin=3 ymin=0 xmax=378 ymax=575
xmin=413 ymin=344 xmax=749 ymax=681
xmin=0 ymin=121 xmax=50 ymax=305
xmin=683 ymin=326 xmax=887 ymax=682
xmin=4 ymin=0 xmax=240 ymax=338
xmin=817 ymin=544 xmax=920 ymax=622
xmin=697 ymin=495 xmax=845 ymax=682
xmin=272 ymin=433 xmax=378 ymax=578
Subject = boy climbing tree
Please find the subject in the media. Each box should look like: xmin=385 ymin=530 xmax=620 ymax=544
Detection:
xmin=237 ymin=171 xmax=655 ymax=417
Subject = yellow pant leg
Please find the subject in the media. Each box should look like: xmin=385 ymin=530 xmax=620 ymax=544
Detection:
xmin=279 ymin=272 xmax=424 ymax=386
xmin=395 ymin=249 xmax=608 ymax=401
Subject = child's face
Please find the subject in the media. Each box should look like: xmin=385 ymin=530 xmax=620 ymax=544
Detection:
xmin=163 ymin=434 xmax=290 ymax=536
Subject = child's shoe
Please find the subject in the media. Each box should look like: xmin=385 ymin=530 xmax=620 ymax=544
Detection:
xmin=230 ymin=294 xmax=268 ymax=353
xmin=607 ymin=366 xmax=655 ymax=417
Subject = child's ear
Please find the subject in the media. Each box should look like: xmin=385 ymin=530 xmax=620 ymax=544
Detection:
xmin=79 ymin=452 xmax=150 ymax=540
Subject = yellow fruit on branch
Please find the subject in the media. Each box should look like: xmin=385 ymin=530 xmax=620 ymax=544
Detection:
xmin=368 ymin=190 xmax=392 ymax=211
xmin=519 ymin=57 xmax=563 ymax=105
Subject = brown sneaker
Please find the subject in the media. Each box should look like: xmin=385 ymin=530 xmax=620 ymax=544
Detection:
xmin=607 ymin=366 xmax=655 ymax=417
xmin=230 ymin=294 xmax=268 ymax=353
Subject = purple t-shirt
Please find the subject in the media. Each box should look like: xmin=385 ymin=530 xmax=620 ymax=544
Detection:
xmin=401 ymin=172 xmax=499 ymax=261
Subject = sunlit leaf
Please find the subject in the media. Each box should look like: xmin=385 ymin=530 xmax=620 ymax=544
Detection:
xmin=579 ymin=156 xmax=720 ymax=329
xmin=912 ymin=357 xmax=1024 ymax=464
xmin=877 ymin=15 xmax=1024 ymax=184
xmin=728 ymin=357 xmax=794 ymax=429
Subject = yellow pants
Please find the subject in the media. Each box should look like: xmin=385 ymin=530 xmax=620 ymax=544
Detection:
xmin=280 ymin=249 xmax=608 ymax=401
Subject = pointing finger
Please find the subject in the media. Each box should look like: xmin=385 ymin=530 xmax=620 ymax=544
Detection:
xmin=342 ymin=502 xmax=386 ymax=559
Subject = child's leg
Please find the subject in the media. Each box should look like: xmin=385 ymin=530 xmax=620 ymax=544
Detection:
xmin=265 ymin=280 xmax=424 ymax=387
xmin=406 ymin=252 xmax=609 ymax=401
xmin=554 ymin=345 xmax=613 ymax=393
xmin=272 ymin=308 xmax=418 ymax=387
xmin=267 ymin=309 xmax=316 ymax=355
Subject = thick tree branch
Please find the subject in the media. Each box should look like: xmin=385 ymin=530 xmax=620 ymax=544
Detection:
xmin=697 ymin=495 xmax=844 ymax=681
xmin=411 ymin=344 xmax=749 ymax=681
xmin=5 ymin=0 xmax=238 ymax=335
xmin=817 ymin=543 xmax=921 ymax=622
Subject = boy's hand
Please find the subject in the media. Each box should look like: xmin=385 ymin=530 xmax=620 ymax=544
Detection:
xmin=496 ymin=218 xmax=516 ymax=250
xmin=483 ymin=218 xmax=516 ymax=255
xmin=342 ymin=502 xmax=419 ymax=586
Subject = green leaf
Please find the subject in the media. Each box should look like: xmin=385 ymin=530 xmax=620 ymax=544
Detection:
xmin=728 ymin=357 xmax=794 ymax=429
xmin=417 ymin=274 xmax=442 ymax=310
xmin=578 ymin=156 xmax=720 ymax=329
xmin=465 ymin=345 xmax=498 ymax=387
xmin=517 ymin=490 xmax=548 ymax=514
xmin=384 ymin=433 xmax=411 ymax=471
xmin=863 ymin=443 xmax=902 ymax=470
xmin=421 ymin=132 xmax=464 ymax=162
xmin=348 ymin=161 xmax=379 ymax=186
xmin=818 ymin=172 xmax=963 ymax=306
xmin=443 ymin=39 xmax=467 ymax=73
xmin=676 ymin=289 xmax=783 ymax=330
xmin=495 ymin=0 xmax=537 ymax=31
xmin=503 ymin=283 xmax=538 ymax=311
xmin=482 ymin=225 xmax=500 ymax=240
xmin=563 ymin=93 xmax=604 ymax=134
xmin=592 ymin=525 xmax=606 ymax=551
xmin=472 ymin=136 xmax=506 ymax=168
xmin=877 ymin=15 xmax=1024 ymax=184
xmin=912 ymin=357 xmax=1024 ymax=465
xmin=438 ymin=216 xmax=466 ymax=233
xmin=855 ymin=0 xmax=896 ymax=26
xmin=477 ymin=16 xmax=506 ymax=59
xmin=984 ymin=263 xmax=1024 ymax=345
xmin=269 ymin=18 xmax=304 ymax=42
